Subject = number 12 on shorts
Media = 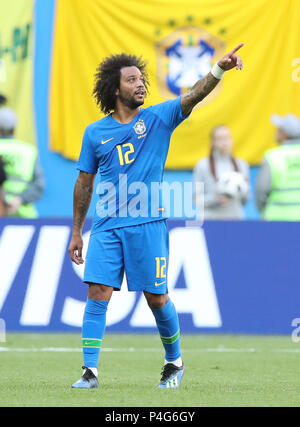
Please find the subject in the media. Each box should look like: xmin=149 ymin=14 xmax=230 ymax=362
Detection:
xmin=155 ymin=257 xmax=167 ymax=279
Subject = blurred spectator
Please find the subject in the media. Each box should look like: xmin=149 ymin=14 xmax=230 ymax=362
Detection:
xmin=0 ymin=107 xmax=44 ymax=218
xmin=0 ymin=94 xmax=7 ymax=106
xmin=193 ymin=125 xmax=250 ymax=219
xmin=0 ymin=156 xmax=7 ymax=216
xmin=256 ymin=114 xmax=300 ymax=221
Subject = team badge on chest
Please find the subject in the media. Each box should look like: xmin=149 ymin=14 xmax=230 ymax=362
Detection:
xmin=133 ymin=120 xmax=146 ymax=135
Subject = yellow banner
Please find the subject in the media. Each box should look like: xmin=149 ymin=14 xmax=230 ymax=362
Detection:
xmin=0 ymin=0 xmax=35 ymax=145
xmin=50 ymin=0 xmax=300 ymax=168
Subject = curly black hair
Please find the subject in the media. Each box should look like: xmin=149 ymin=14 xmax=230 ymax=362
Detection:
xmin=93 ymin=53 xmax=149 ymax=115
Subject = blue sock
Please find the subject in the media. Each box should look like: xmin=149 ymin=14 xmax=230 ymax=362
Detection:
xmin=82 ymin=299 xmax=109 ymax=368
xmin=151 ymin=299 xmax=181 ymax=362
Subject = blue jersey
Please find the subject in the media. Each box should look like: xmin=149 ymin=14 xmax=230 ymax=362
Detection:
xmin=77 ymin=96 xmax=188 ymax=233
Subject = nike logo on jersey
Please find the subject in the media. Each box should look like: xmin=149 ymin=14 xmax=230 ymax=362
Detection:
xmin=101 ymin=137 xmax=114 ymax=144
xmin=155 ymin=280 xmax=166 ymax=287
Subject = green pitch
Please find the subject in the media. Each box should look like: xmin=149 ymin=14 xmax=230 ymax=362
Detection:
xmin=1 ymin=333 xmax=300 ymax=407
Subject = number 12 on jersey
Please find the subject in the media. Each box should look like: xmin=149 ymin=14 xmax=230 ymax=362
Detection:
xmin=116 ymin=143 xmax=135 ymax=165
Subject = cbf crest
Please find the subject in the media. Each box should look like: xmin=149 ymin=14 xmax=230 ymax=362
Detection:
xmin=156 ymin=26 xmax=225 ymax=106
xmin=134 ymin=119 xmax=146 ymax=135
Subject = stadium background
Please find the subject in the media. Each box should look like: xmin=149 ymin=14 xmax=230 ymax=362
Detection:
xmin=0 ymin=0 xmax=300 ymax=335
xmin=34 ymin=0 xmax=299 ymax=219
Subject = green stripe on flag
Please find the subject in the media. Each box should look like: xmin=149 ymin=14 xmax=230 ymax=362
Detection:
xmin=160 ymin=329 xmax=180 ymax=345
xmin=82 ymin=338 xmax=102 ymax=348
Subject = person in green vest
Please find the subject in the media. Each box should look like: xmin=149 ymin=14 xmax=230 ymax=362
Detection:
xmin=256 ymin=114 xmax=300 ymax=221
xmin=0 ymin=107 xmax=44 ymax=218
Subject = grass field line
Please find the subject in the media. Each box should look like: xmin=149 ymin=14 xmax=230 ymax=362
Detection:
xmin=1 ymin=346 xmax=298 ymax=353
xmin=0 ymin=346 xmax=271 ymax=353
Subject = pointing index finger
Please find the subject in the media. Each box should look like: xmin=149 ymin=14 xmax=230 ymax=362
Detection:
xmin=228 ymin=43 xmax=244 ymax=56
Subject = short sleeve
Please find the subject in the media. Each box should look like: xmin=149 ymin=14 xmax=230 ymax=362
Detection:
xmin=76 ymin=126 xmax=98 ymax=174
xmin=149 ymin=96 xmax=189 ymax=131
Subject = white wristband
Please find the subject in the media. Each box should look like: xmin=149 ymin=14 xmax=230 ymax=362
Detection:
xmin=211 ymin=63 xmax=225 ymax=80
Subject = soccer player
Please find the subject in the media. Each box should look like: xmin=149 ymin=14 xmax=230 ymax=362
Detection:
xmin=68 ymin=44 xmax=244 ymax=389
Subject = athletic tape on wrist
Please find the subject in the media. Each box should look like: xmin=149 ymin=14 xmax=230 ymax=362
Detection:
xmin=211 ymin=63 xmax=225 ymax=80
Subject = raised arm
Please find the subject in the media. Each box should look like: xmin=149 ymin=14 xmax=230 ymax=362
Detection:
xmin=68 ymin=171 xmax=96 ymax=264
xmin=181 ymin=43 xmax=244 ymax=116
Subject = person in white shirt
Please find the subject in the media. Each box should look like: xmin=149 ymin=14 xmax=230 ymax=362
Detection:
xmin=193 ymin=125 xmax=250 ymax=220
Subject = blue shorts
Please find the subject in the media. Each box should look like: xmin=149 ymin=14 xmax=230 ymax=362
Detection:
xmin=84 ymin=220 xmax=169 ymax=294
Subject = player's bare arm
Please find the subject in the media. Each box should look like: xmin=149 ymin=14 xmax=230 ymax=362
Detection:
xmin=68 ymin=171 xmax=96 ymax=265
xmin=181 ymin=73 xmax=220 ymax=116
xmin=181 ymin=43 xmax=244 ymax=116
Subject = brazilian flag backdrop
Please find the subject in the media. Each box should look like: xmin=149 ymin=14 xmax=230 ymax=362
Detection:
xmin=50 ymin=0 xmax=300 ymax=168
xmin=0 ymin=0 xmax=35 ymax=145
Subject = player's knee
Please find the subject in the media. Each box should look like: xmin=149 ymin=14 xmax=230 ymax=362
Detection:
xmin=87 ymin=283 xmax=113 ymax=301
xmin=144 ymin=292 xmax=168 ymax=309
